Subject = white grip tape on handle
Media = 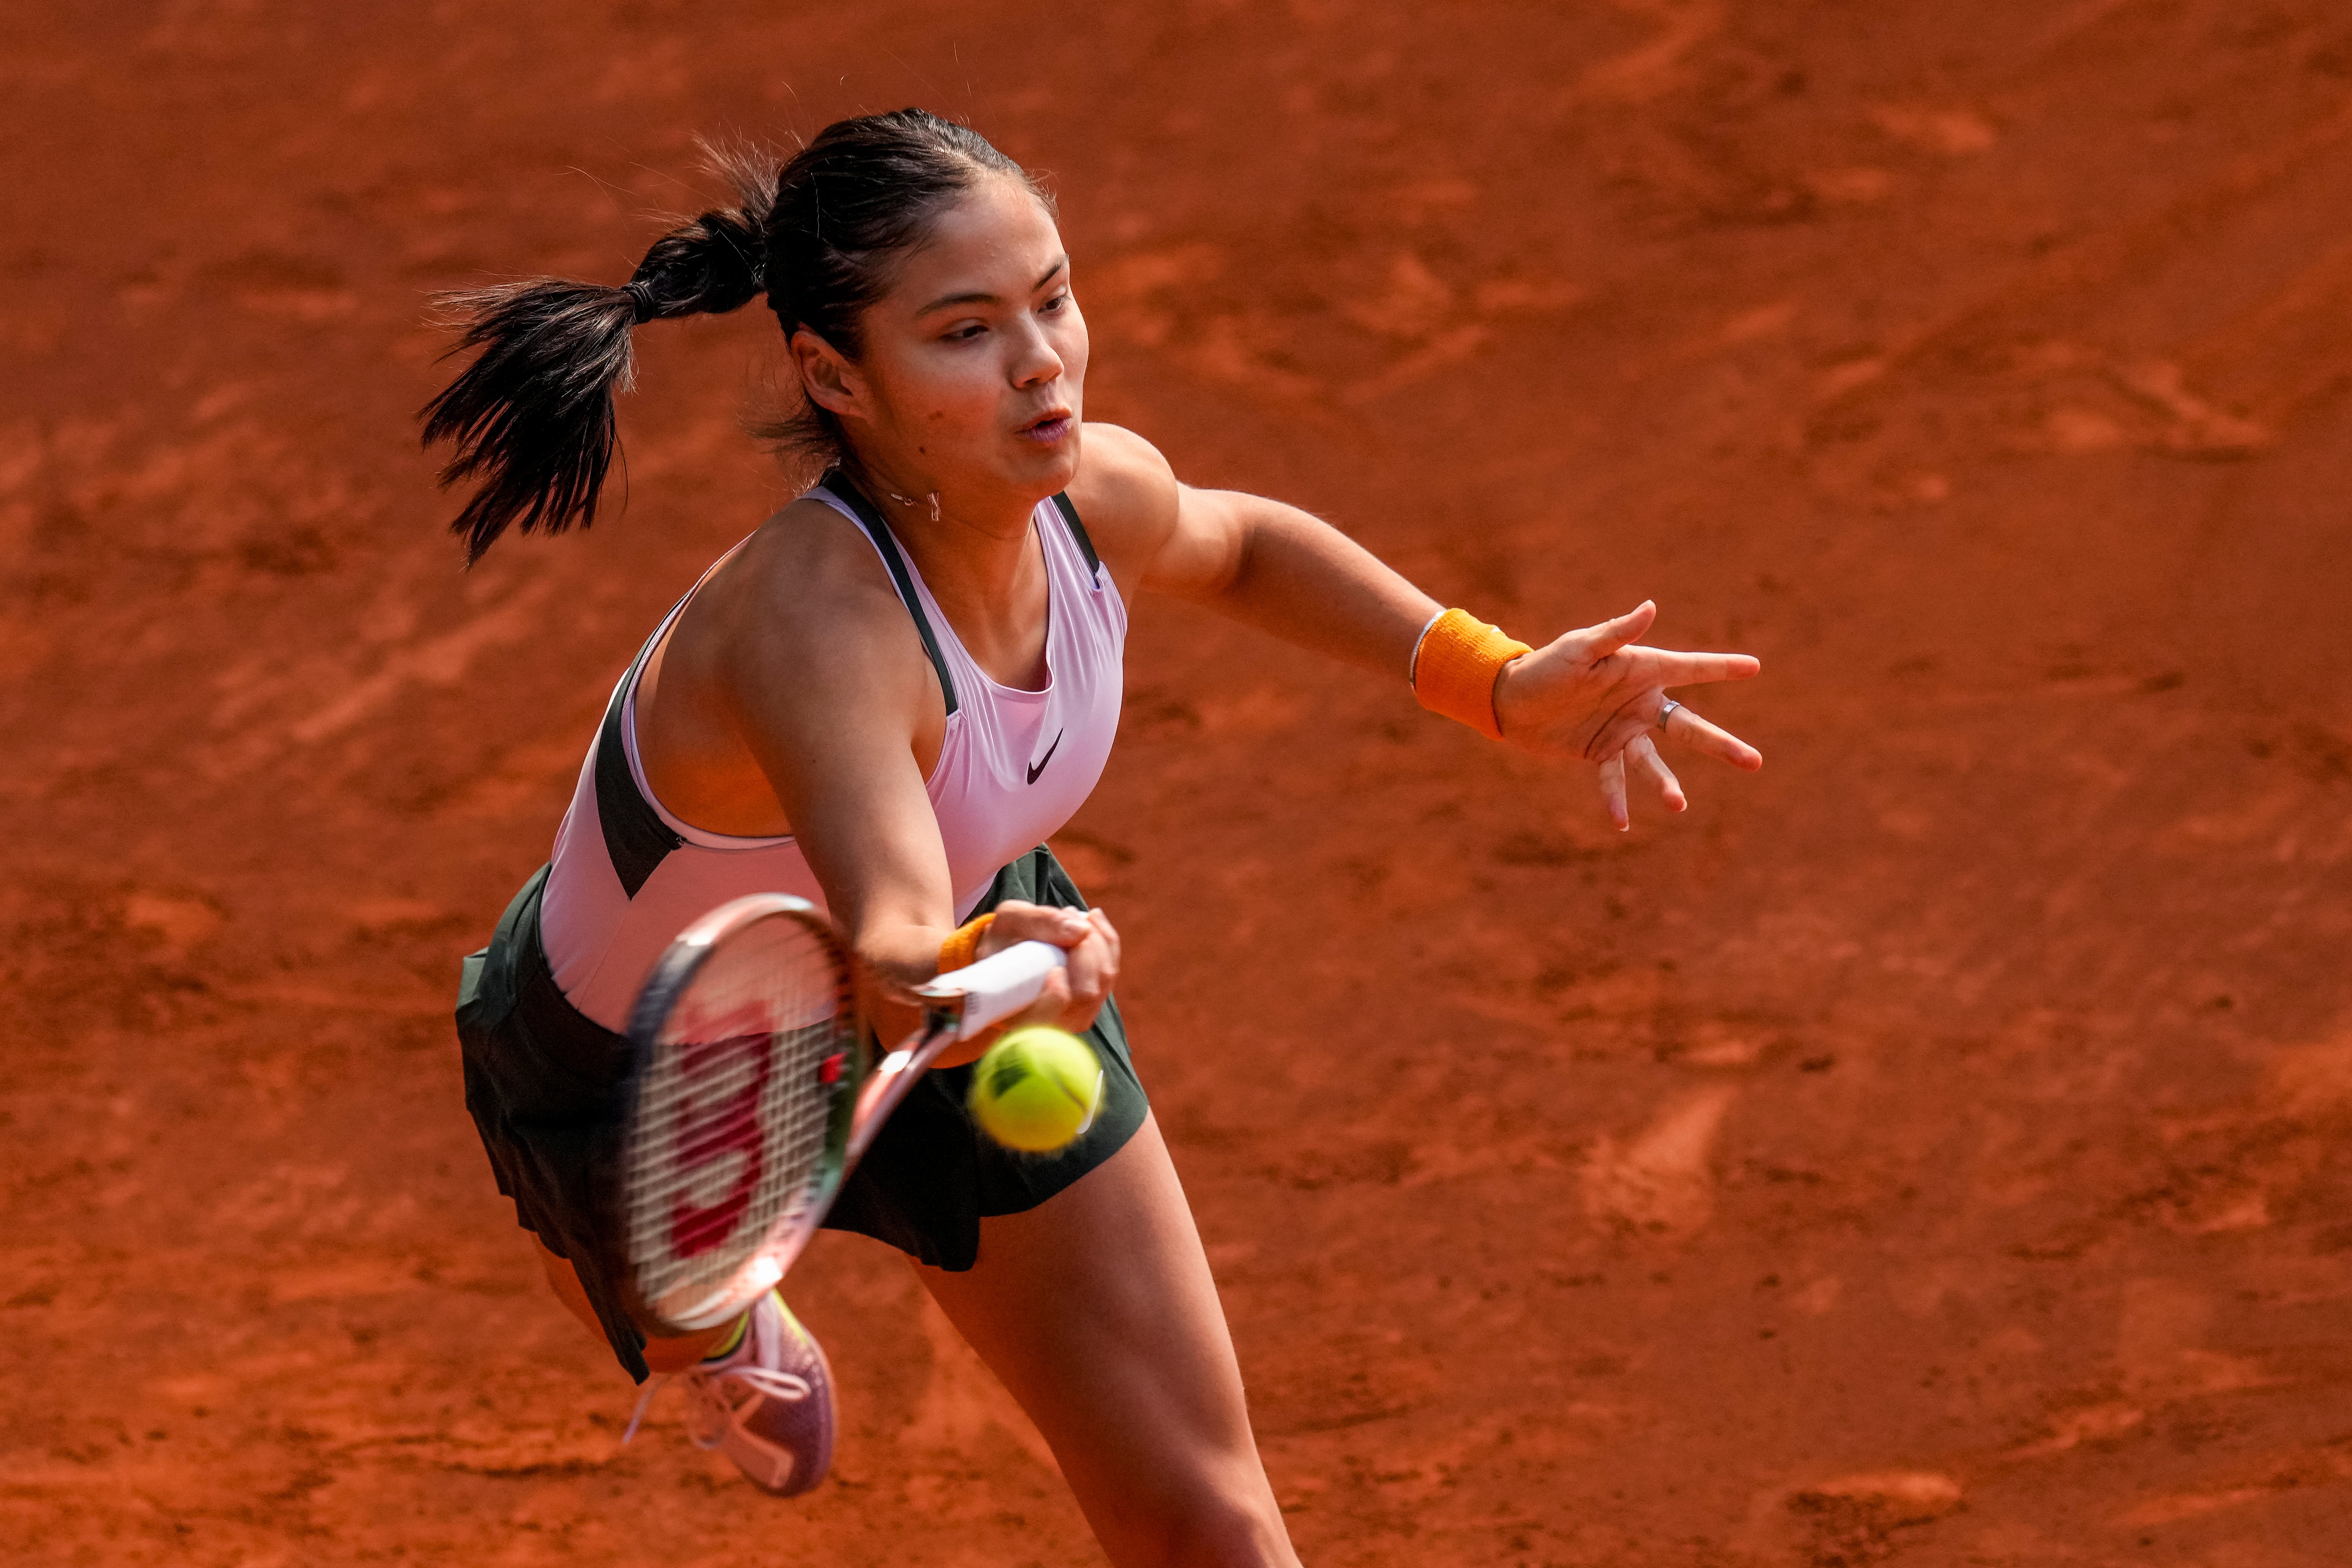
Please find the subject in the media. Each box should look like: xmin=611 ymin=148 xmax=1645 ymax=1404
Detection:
xmin=916 ymin=939 xmax=1068 ymax=1040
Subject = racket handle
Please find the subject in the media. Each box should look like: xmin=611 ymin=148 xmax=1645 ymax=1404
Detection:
xmin=916 ymin=938 xmax=1069 ymax=1040
xmin=842 ymin=940 xmax=1073 ymax=1177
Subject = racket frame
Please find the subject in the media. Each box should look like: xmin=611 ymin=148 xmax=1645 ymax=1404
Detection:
xmin=618 ymin=893 xmax=859 ymax=1336
xmin=619 ymin=899 xmax=1072 ymax=1337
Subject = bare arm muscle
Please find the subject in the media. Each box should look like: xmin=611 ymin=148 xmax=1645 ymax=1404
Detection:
xmin=662 ymin=499 xmax=1121 ymax=1058
xmin=1070 ymin=424 xmax=1441 ymax=684
xmin=696 ymin=508 xmax=956 ymax=1004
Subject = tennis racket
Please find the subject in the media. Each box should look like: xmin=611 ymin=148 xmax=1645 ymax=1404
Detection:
xmin=617 ymin=892 xmax=1068 ymax=1336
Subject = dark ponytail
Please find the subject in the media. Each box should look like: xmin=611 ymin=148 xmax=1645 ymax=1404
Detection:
xmin=422 ymin=111 xmax=1044 ymax=564
xmin=420 ymin=159 xmax=774 ymax=563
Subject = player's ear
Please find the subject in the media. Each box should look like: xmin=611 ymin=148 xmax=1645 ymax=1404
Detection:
xmin=790 ymin=330 xmax=868 ymax=424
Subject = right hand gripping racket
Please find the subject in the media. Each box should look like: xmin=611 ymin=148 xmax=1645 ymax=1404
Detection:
xmin=617 ymin=893 xmax=1067 ymax=1335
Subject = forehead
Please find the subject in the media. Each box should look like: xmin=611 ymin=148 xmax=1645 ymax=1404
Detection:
xmin=893 ymin=176 xmax=1064 ymax=305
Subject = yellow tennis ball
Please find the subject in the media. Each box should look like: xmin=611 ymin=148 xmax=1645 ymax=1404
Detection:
xmin=968 ymin=1026 xmax=1104 ymax=1153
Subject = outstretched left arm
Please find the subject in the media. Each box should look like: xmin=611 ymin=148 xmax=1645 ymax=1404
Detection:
xmin=1068 ymin=424 xmax=1762 ymax=829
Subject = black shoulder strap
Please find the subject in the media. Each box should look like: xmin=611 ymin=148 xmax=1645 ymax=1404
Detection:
xmin=1050 ymin=492 xmax=1101 ymax=580
xmin=594 ymin=605 xmax=688 ymax=901
xmin=820 ymin=470 xmax=960 ymax=716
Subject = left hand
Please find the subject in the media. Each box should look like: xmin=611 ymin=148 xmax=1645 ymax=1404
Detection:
xmin=1490 ymin=600 xmax=1762 ymax=831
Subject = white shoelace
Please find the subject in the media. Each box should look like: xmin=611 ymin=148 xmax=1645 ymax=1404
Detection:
xmin=622 ymin=1359 xmax=813 ymax=1446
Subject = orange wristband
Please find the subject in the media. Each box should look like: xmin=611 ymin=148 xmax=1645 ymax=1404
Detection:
xmin=1411 ymin=609 xmax=1531 ymax=740
xmin=938 ymin=912 xmax=995 ymax=974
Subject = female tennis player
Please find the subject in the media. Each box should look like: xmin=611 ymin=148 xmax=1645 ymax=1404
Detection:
xmin=431 ymin=110 xmax=1759 ymax=1564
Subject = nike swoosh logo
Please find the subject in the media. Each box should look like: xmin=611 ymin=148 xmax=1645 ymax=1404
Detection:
xmin=1026 ymin=729 xmax=1064 ymax=786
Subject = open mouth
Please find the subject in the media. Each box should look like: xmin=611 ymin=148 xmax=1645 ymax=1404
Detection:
xmin=1018 ymin=411 xmax=1075 ymax=443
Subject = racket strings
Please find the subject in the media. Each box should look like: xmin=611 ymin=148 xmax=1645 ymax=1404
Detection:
xmin=623 ymin=916 xmax=854 ymax=1317
xmin=627 ymin=1017 xmax=845 ymax=1294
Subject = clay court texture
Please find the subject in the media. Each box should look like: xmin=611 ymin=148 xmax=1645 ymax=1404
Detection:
xmin=6 ymin=3 xmax=2350 ymax=1564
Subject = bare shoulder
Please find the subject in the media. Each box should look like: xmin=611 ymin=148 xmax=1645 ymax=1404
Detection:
xmin=707 ymin=495 xmax=900 ymax=622
xmin=687 ymin=494 xmax=936 ymax=717
xmin=1064 ymin=423 xmax=1179 ymax=583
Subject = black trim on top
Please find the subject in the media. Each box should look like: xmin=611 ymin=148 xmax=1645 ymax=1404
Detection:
xmin=591 ymin=481 xmax=1095 ymax=901
xmin=1049 ymin=492 xmax=1101 ymax=581
xmin=594 ymin=610 xmax=689 ymax=900
xmin=819 ymin=470 xmax=960 ymax=717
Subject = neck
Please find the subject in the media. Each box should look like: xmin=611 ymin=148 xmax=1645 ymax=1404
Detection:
xmin=839 ymin=452 xmax=1042 ymax=610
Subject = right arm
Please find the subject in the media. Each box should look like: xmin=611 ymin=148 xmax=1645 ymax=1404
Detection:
xmin=693 ymin=505 xmax=1115 ymax=1063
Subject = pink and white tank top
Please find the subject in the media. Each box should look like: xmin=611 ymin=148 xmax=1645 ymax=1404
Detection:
xmin=537 ymin=474 xmax=1126 ymax=1032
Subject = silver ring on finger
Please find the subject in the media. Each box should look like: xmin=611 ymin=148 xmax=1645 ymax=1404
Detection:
xmin=1658 ymin=698 xmax=1683 ymax=732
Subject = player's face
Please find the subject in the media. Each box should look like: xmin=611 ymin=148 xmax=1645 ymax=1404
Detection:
xmin=829 ymin=176 xmax=1088 ymax=510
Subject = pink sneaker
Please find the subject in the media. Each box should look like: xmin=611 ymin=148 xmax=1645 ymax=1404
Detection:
xmin=625 ymin=1291 xmax=836 ymax=1496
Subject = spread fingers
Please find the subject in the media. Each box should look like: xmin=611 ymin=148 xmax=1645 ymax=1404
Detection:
xmin=1661 ymin=700 xmax=1763 ymax=771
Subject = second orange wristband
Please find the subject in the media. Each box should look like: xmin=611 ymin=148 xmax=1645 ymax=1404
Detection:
xmin=938 ymin=912 xmax=996 ymax=974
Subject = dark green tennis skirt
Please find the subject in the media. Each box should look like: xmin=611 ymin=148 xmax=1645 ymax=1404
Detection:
xmin=454 ymin=845 xmax=1147 ymax=1381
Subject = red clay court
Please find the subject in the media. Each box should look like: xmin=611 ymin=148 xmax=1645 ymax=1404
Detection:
xmin=5 ymin=3 xmax=2350 ymax=1563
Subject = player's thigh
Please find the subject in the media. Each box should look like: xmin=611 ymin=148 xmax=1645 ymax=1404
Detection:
xmin=916 ymin=1114 xmax=1297 ymax=1567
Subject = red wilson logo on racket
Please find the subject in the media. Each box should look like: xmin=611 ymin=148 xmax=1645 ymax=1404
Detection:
xmin=665 ymin=1033 xmax=773 ymax=1258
